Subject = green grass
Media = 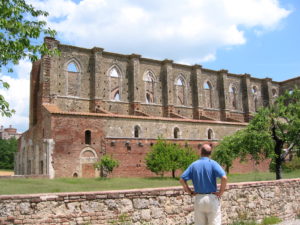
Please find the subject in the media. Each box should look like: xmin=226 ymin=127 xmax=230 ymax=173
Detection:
xmin=261 ymin=216 xmax=282 ymax=225
xmin=0 ymin=170 xmax=299 ymax=195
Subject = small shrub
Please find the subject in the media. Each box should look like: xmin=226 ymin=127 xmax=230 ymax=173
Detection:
xmin=94 ymin=155 xmax=119 ymax=177
xmin=229 ymin=221 xmax=257 ymax=225
xmin=260 ymin=216 xmax=282 ymax=225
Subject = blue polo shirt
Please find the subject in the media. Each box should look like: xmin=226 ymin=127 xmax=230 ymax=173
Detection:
xmin=181 ymin=157 xmax=226 ymax=193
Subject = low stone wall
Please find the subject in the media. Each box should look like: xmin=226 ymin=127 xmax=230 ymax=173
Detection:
xmin=0 ymin=179 xmax=299 ymax=225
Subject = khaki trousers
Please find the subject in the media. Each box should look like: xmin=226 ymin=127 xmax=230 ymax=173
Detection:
xmin=194 ymin=194 xmax=221 ymax=225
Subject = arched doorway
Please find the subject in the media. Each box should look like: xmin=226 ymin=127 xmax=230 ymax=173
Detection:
xmin=79 ymin=147 xmax=98 ymax=178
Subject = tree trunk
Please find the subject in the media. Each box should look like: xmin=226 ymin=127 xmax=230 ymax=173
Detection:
xmin=274 ymin=140 xmax=284 ymax=180
xmin=172 ymin=169 xmax=176 ymax=178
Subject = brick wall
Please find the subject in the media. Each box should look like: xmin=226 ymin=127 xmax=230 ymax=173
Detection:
xmin=0 ymin=179 xmax=299 ymax=225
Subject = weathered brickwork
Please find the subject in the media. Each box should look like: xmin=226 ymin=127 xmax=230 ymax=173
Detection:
xmin=0 ymin=179 xmax=299 ymax=224
xmin=15 ymin=37 xmax=300 ymax=178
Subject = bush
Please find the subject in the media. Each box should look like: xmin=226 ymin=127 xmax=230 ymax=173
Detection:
xmin=260 ymin=216 xmax=282 ymax=225
xmin=94 ymin=155 xmax=119 ymax=177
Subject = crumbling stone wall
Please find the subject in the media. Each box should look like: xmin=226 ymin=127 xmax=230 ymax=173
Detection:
xmin=0 ymin=179 xmax=299 ymax=225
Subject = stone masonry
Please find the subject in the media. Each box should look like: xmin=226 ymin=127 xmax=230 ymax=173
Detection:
xmin=0 ymin=179 xmax=299 ymax=224
xmin=15 ymin=37 xmax=300 ymax=178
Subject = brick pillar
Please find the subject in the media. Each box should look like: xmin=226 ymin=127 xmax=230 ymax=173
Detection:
xmin=262 ymin=78 xmax=273 ymax=107
xmin=128 ymin=54 xmax=141 ymax=115
xmin=241 ymin=73 xmax=252 ymax=122
xmin=161 ymin=59 xmax=174 ymax=117
xmin=218 ymin=70 xmax=230 ymax=121
xmin=90 ymin=47 xmax=104 ymax=112
xmin=191 ymin=64 xmax=202 ymax=119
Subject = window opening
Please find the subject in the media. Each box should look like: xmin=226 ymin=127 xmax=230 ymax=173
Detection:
xmin=85 ymin=130 xmax=91 ymax=145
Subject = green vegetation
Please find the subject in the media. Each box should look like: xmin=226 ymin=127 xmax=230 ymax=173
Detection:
xmin=94 ymin=155 xmax=119 ymax=177
xmin=0 ymin=138 xmax=18 ymax=169
xmin=1 ymin=0 xmax=59 ymax=117
xmin=145 ymin=138 xmax=198 ymax=178
xmin=0 ymin=170 xmax=299 ymax=195
xmin=213 ymin=88 xmax=300 ymax=179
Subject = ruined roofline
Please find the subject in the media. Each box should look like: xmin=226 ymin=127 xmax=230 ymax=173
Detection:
xmin=42 ymin=103 xmax=248 ymax=126
xmin=277 ymin=76 xmax=300 ymax=84
xmin=45 ymin=37 xmax=296 ymax=83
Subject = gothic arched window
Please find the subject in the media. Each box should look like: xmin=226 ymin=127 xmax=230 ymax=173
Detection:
xmin=108 ymin=66 xmax=122 ymax=101
xmin=207 ymin=129 xmax=213 ymax=140
xmin=204 ymin=81 xmax=213 ymax=108
xmin=229 ymin=85 xmax=237 ymax=110
xmin=175 ymin=76 xmax=186 ymax=105
xmin=174 ymin=127 xmax=180 ymax=139
xmin=144 ymin=71 xmax=155 ymax=103
xmin=67 ymin=60 xmax=81 ymax=96
xmin=85 ymin=130 xmax=91 ymax=145
xmin=134 ymin=125 xmax=141 ymax=138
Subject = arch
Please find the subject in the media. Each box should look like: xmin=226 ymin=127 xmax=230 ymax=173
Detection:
xmin=134 ymin=125 xmax=141 ymax=138
xmin=204 ymin=80 xmax=213 ymax=108
xmin=65 ymin=58 xmax=81 ymax=97
xmin=174 ymin=127 xmax=180 ymax=139
xmin=107 ymin=65 xmax=122 ymax=101
xmin=272 ymin=88 xmax=277 ymax=97
xmin=207 ymin=128 xmax=214 ymax=140
xmin=175 ymin=75 xmax=186 ymax=105
xmin=229 ymin=84 xmax=238 ymax=110
xmin=85 ymin=130 xmax=91 ymax=145
xmin=80 ymin=147 xmax=97 ymax=158
xmin=144 ymin=70 xmax=156 ymax=103
xmin=252 ymin=86 xmax=258 ymax=94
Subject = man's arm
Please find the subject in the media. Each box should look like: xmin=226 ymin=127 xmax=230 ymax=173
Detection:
xmin=214 ymin=176 xmax=227 ymax=198
xmin=179 ymin=178 xmax=194 ymax=195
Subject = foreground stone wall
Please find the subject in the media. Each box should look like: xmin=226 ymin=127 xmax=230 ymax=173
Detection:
xmin=0 ymin=179 xmax=299 ymax=225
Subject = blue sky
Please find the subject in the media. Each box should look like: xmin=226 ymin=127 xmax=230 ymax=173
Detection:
xmin=0 ymin=0 xmax=299 ymax=132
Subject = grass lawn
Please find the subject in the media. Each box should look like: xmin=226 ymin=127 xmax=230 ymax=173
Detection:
xmin=0 ymin=170 xmax=299 ymax=195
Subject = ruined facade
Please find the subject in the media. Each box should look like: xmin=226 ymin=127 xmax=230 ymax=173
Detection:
xmin=15 ymin=37 xmax=300 ymax=178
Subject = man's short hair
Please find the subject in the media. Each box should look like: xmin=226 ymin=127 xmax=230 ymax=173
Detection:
xmin=201 ymin=144 xmax=212 ymax=156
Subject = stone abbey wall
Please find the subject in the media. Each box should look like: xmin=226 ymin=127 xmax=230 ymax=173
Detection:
xmin=15 ymin=37 xmax=300 ymax=178
xmin=0 ymin=179 xmax=299 ymax=225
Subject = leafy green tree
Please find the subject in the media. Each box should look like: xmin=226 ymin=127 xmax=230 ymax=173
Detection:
xmin=94 ymin=155 xmax=119 ymax=178
xmin=145 ymin=139 xmax=198 ymax=178
xmin=0 ymin=0 xmax=58 ymax=116
xmin=212 ymin=88 xmax=300 ymax=179
xmin=0 ymin=138 xmax=18 ymax=169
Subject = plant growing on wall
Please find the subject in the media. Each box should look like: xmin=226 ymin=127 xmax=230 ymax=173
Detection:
xmin=212 ymin=88 xmax=300 ymax=179
xmin=0 ymin=0 xmax=59 ymax=117
xmin=145 ymin=138 xmax=198 ymax=178
xmin=94 ymin=155 xmax=119 ymax=178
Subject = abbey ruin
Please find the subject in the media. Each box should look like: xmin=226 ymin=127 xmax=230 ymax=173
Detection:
xmin=15 ymin=37 xmax=300 ymax=178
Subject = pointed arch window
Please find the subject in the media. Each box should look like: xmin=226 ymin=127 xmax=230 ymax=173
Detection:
xmin=85 ymin=130 xmax=91 ymax=145
xmin=144 ymin=71 xmax=155 ymax=104
xmin=174 ymin=127 xmax=180 ymax=139
xmin=229 ymin=85 xmax=237 ymax=110
xmin=175 ymin=76 xmax=186 ymax=105
xmin=108 ymin=66 xmax=122 ymax=101
xmin=272 ymin=89 xmax=277 ymax=97
xmin=134 ymin=125 xmax=141 ymax=138
xmin=67 ymin=61 xmax=81 ymax=96
xmin=207 ymin=129 xmax=213 ymax=140
xmin=204 ymin=81 xmax=213 ymax=108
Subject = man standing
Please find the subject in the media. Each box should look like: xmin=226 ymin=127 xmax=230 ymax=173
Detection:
xmin=179 ymin=144 xmax=227 ymax=225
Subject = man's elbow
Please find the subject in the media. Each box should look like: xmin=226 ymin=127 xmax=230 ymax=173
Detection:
xmin=221 ymin=176 xmax=228 ymax=182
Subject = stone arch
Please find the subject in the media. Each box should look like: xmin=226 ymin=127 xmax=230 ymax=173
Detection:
xmin=174 ymin=74 xmax=187 ymax=105
xmin=107 ymin=65 xmax=122 ymax=101
xmin=173 ymin=127 xmax=180 ymax=139
xmin=144 ymin=70 xmax=156 ymax=104
xmin=229 ymin=83 xmax=238 ymax=110
xmin=207 ymin=128 xmax=214 ymax=140
xmin=79 ymin=147 xmax=98 ymax=178
xmin=65 ymin=58 xmax=82 ymax=97
xmin=204 ymin=80 xmax=213 ymax=108
xmin=134 ymin=125 xmax=141 ymax=138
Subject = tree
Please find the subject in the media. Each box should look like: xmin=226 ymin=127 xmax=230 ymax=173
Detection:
xmin=0 ymin=0 xmax=58 ymax=116
xmin=212 ymin=88 xmax=300 ymax=179
xmin=145 ymin=138 xmax=198 ymax=178
xmin=94 ymin=155 xmax=119 ymax=178
xmin=0 ymin=138 xmax=18 ymax=169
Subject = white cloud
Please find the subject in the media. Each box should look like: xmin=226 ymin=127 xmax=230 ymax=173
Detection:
xmin=28 ymin=0 xmax=290 ymax=63
xmin=0 ymin=60 xmax=31 ymax=133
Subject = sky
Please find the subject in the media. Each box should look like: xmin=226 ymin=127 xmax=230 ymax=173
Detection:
xmin=0 ymin=0 xmax=299 ymax=133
